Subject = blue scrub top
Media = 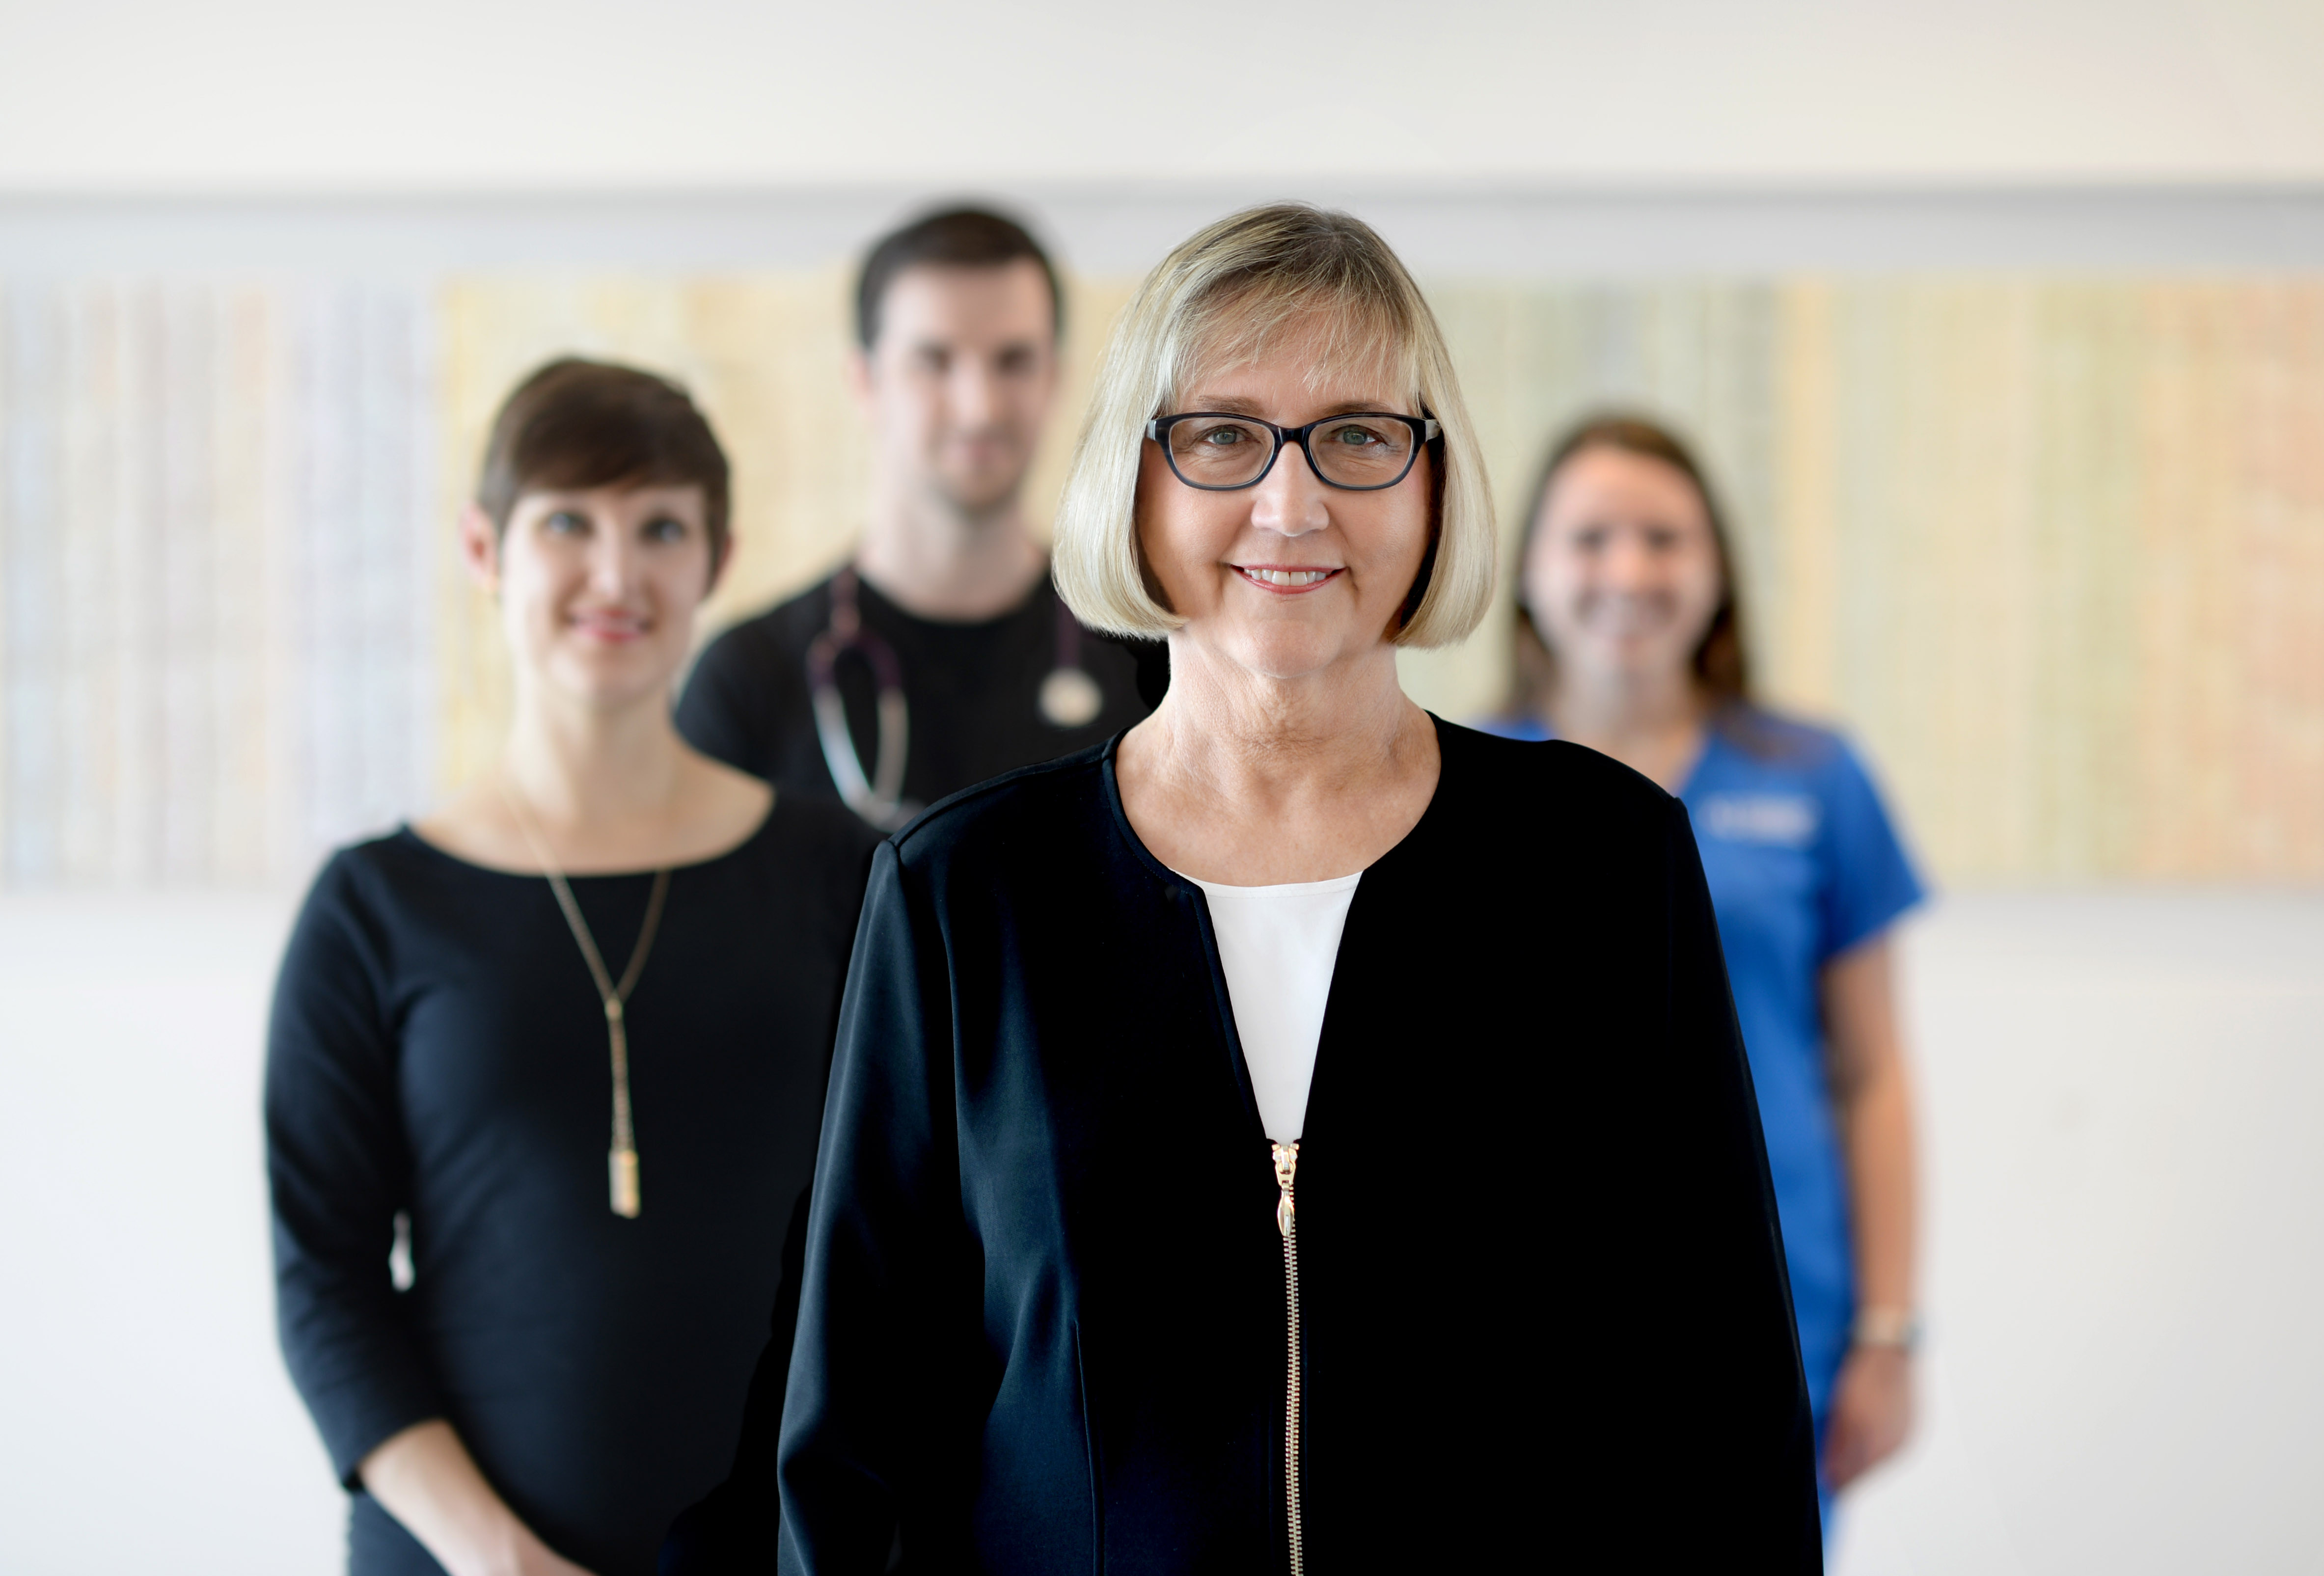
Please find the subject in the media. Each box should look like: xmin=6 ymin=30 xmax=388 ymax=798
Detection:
xmin=1480 ymin=709 xmax=1925 ymax=1425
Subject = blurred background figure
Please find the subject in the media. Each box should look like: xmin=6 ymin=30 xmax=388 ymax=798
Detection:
xmin=266 ymin=361 xmax=877 ymax=1576
xmin=675 ymin=207 xmax=1153 ymax=829
xmin=1485 ymin=415 xmax=1925 ymax=1524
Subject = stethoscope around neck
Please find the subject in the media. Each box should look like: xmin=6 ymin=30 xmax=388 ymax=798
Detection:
xmin=808 ymin=566 xmax=1104 ymax=831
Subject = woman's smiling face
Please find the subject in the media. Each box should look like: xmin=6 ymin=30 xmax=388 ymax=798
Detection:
xmin=1135 ymin=318 xmax=1433 ymax=686
xmin=483 ymin=482 xmax=717 ymax=711
xmin=1524 ymin=444 xmax=1723 ymax=691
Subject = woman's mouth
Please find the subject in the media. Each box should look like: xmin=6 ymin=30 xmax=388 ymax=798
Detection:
xmin=570 ymin=610 xmax=649 ymax=642
xmin=1234 ymin=566 xmax=1342 ymax=594
xmin=1580 ymin=596 xmax=1677 ymax=639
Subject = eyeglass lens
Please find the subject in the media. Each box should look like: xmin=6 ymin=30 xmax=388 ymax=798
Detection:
xmin=1166 ymin=416 xmax=1419 ymax=489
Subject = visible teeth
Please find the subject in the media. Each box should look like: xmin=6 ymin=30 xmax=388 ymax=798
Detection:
xmin=1248 ymin=569 xmax=1330 ymax=586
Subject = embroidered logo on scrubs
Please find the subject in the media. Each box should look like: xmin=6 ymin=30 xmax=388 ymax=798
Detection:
xmin=1700 ymin=793 xmax=1820 ymax=847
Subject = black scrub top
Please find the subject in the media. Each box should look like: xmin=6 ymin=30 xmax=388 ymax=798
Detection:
xmin=265 ymin=799 xmax=879 ymax=1576
xmin=674 ymin=568 xmax=1155 ymax=822
xmin=729 ymin=720 xmax=1821 ymax=1573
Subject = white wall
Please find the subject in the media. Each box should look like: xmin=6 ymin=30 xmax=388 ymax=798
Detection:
xmin=6 ymin=888 xmax=2321 ymax=1573
xmin=1840 ymin=892 xmax=2324 ymax=1573
xmin=3 ymin=894 xmax=340 ymax=1573
xmin=14 ymin=189 xmax=2324 ymax=281
xmin=6 ymin=0 xmax=2324 ymax=193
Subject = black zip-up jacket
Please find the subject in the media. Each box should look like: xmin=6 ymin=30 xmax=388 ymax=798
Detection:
xmin=742 ymin=719 xmax=1819 ymax=1573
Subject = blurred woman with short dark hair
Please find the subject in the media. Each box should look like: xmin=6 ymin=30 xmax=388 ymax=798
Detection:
xmin=267 ymin=359 xmax=877 ymax=1576
xmin=1491 ymin=413 xmax=1928 ymax=1523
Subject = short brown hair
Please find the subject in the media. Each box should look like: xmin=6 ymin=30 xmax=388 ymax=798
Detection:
xmin=1511 ymin=413 xmax=1750 ymax=711
xmin=855 ymin=206 xmax=1064 ymax=350
xmin=476 ymin=358 xmax=732 ymax=573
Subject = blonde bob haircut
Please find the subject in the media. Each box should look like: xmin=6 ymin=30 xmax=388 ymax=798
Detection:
xmin=1053 ymin=203 xmax=1495 ymax=648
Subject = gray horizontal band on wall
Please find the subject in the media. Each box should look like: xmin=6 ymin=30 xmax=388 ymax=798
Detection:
xmin=7 ymin=186 xmax=2324 ymax=278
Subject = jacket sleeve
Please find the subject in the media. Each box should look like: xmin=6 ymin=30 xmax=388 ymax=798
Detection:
xmin=264 ymin=855 xmax=446 ymax=1487
xmin=777 ymin=839 xmax=987 ymax=1575
xmin=1650 ymin=794 xmax=1825 ymax=1567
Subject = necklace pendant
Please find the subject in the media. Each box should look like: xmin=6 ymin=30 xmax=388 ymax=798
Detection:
xmin=609 ymin=1145 xmax=642 ymax=1218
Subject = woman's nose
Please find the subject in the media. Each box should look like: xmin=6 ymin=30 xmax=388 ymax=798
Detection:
xmin=1601 ymin=530 xmax=1662 ymax=587
xmin=587 ymin=531 xmax=636 ymax=593
xmin=1249 ymin=440 xmax=1331 ymax=536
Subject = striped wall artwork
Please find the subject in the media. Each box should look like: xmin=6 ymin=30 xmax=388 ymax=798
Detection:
xmin=0 ymin=280 xmax=435 ymax=887
xmin=1 ymin=272 xmax=2319 ymax=886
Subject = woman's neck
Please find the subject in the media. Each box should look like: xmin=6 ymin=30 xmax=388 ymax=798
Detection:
xmin=418 ymin=671 xmax=772 ymax=876
xmin=1152 ymin=640 xmax=1415 ymax=787
xmin=481 ymin=683 xmax=768 ymax=873
xmin=1118 ymin=638 xmax=1438 ymax=886
xmin=1545 ymin=668 xmax=1708 ymax=792
xmin=502 ymin=687 xmax=688 ymax=833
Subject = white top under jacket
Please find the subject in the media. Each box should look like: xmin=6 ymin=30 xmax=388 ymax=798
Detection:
xmin=1179 ymin=870 xmax=1363 ymax=1143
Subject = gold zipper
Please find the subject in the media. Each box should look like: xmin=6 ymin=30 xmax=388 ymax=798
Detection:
xmin=1272 ymin=1140 xmax=1304 ymax=1576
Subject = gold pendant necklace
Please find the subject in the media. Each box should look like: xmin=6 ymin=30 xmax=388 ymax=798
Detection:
xmin=499 ymin=774 xmax=672 ymax=1219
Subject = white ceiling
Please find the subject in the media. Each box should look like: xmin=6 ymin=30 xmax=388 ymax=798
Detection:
xmin=4 ymin=0 xmax=2324 ymax=192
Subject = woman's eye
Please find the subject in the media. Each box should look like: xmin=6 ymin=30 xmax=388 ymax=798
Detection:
xmin=1200 ymin=425 xmax=1247 ymax=446
xmin=545 ymin=510 xmax=586 ymax=534
xmin=1330 ymin=424 xmax=1384 ymax=447
xmin=646 ymin=516 xmax=686 ymax=542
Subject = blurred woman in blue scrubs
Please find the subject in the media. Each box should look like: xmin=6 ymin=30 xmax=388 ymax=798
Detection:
xmin=1487 ymin=414 xmax=1926 ymax=1516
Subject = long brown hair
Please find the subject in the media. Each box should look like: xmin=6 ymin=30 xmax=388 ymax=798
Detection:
xmin=1507 ymin=412 xmax=1750 ymax=718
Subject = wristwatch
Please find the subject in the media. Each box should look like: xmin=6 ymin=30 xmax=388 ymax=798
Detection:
xmin=1852 ymin=1306 xmax=1922 ymax=1353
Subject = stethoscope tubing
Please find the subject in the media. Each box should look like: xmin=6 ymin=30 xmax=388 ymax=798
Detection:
xmin=809 ymin=566 xmax=1097 ymax=832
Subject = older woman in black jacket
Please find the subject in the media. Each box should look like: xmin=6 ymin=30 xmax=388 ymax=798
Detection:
xmin=767 ymin=204 xmax=1819 ymax=1573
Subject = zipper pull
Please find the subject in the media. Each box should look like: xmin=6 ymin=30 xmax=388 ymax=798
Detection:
xmin=1271 ymin=1141 xmax=1299 ymax=1238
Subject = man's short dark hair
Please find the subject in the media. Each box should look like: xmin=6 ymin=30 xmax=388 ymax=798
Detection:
xmin=855 ymin=206 xmax=1064 ymax=350
xmin=477 ymin=357 xmax=732 ymax=572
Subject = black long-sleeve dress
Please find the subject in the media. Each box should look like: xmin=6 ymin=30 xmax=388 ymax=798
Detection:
xmin=750 ymin=719 xmax=1820 ymax=1573
xmin=265 ymin=800 xmax=878 ymax=1576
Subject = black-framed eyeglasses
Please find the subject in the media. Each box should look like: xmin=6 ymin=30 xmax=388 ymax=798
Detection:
xmin=1145 ymin=410 xmax=1442 ymax=492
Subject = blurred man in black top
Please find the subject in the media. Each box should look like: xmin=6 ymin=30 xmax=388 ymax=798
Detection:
xmin=676 ymin=208 xmax=1155 ymax=829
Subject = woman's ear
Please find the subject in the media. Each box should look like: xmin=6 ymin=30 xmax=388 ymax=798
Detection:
xmin=457 ymin=503 xmax=502 ymax=595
